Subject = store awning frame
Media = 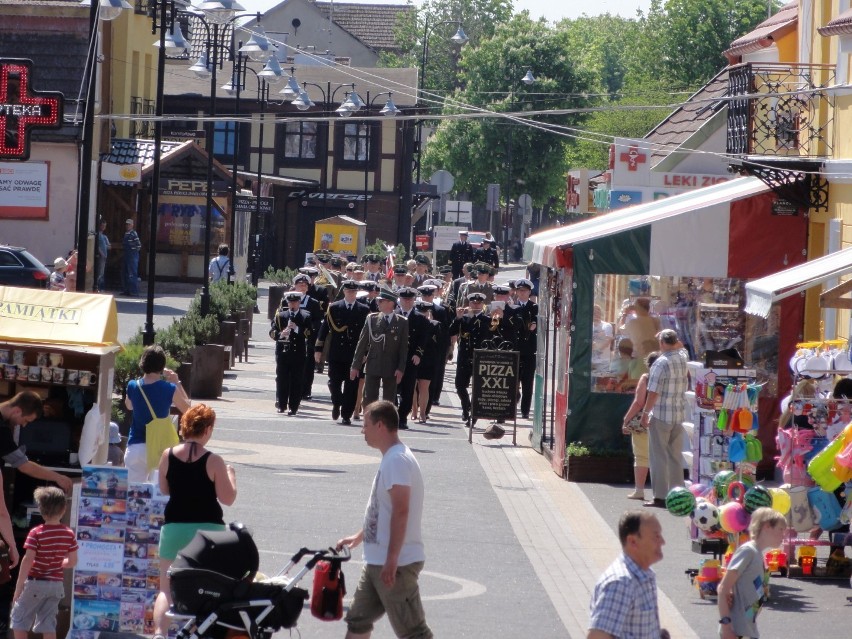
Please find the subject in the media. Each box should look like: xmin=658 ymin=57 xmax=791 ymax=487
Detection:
xmin=236 ymin=170 xmax=320 ymax=189
xmin=744 ymin=246 xmax=852 ymax=317
xmin=524 ymin=176 xmax=771 ymax=268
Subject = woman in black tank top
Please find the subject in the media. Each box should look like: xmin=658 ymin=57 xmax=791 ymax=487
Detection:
xmin=153 ymin=404 xmax=237 ymax=639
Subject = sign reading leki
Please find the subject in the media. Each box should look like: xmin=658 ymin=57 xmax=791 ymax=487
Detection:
xmin=0 ymin=59 xmax=63 ymax=160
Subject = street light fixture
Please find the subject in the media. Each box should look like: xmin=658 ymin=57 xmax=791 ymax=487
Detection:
xmin=362 ymin=91 xmax=400 ymax=219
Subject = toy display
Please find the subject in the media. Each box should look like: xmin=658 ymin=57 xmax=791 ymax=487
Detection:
xmin=665 ymin=487 xmax=697 ymax=517
xmin=692 ymin=501 xmax=720 ymax=531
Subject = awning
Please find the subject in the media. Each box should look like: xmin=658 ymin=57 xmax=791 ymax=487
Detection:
xmin=744 ymin=247 xmax=852 ymax=317
xmin=0 ymin=287 xmax=120 ymax=350
xmin=819 ymin=8 xmax=852 ymax=37
xmin=524 ymin=176 xmax=771 ymax=269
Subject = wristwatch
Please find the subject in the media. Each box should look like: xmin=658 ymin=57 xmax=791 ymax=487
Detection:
xmin=719 ymin=616 xmax=732 ymax=625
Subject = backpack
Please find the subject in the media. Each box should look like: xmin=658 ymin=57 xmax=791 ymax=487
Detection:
xmin=136 ymin=382 xmax=179 ymax=472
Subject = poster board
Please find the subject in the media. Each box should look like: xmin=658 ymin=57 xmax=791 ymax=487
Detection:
xmin=472 ymin=349 xmax=519 ymax=444
xmin=69 ymin=466 xmax=167 ymax=637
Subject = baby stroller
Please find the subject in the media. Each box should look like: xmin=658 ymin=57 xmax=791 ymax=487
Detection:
xmin=168 ymin=522 xmax=349 ymax=639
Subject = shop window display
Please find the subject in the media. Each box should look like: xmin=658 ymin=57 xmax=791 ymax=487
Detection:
xmin=591 ymin=275 xmax=778 ymax=396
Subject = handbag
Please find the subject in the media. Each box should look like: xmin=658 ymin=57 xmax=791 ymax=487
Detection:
xmin=137 ymin=381 xmax=180 ymax=472
xmin=624 ymin=413 xmax=647 ymax=434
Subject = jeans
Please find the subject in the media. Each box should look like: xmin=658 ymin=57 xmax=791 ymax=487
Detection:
xmin=123 ymin=250 xmax=139 ymax=295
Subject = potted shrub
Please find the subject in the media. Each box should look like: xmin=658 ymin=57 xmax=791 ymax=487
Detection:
xmin=265 ymin=266 xmax=296 ymax=319
xmin=564 ymin=441 xmax=634 ymax=484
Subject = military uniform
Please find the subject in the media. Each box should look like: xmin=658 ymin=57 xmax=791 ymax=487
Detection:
xmin=449 ymin=306 xmax=493 ymax=421
xmin=458 ymin=279 xmax=494 ymax=306
xmin=298 ymin=293 xmax=323 ymax=399
xmin=449 ymin=237 xmax=474 ymax=279
xmin=270 ymin=303 xmax=312 ymax=414
xmin=395 ymin=301 xmax=430 ymax=427
xmin=315 ymin=297 xmax=369 ymax=423
xmin=351 ymin=311 xmax=409 ymax=405
xmin=473 ymin=244 xmax=499 ymax=270
xmin=511 ymin=290 xmax=539 ymax=418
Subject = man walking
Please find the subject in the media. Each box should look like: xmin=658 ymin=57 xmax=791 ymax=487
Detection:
xmin=315 ymin=280 xmax=369 ymax=425
xmin=394 ymin=288 xmax=429 ymax=429
xmin=351 ymin=288 xmax=409 ymax=406
xmin=95 ymin=219 xmax=110 ymax=292
xmin=449 ymin=292 xmax=492 ymax=422
xmin=121 ymin=218 xmax=142 ymax=296
xmin=448 ymin=230 xmax=474 ymax=279
xmin=270 ymin=291 xmax=312 ymax=415
xmin=640 ymin=329 xmax=688 ymax=508
xmin=337 ymin=401 xmax=432 ymax=639
xmin=588 ymin=510 xmax=666 ymax=639
xmin=512 ymin=278 xmax=538 ymax=419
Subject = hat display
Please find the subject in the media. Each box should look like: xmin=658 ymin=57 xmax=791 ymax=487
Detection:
xmin=397 ymin=287 xmax=417 ymax=298
xmin=53 ymin=257 xmax=68 ymax=271
xmin=417 ymin=284 xmax=438 ymax=295
xmin=109 ymin=422 xmax=123 ymax=444
xmin=493 ymin=285 xmax=511 ymax=295
xmin=482 ymin=232 xmax=494 ymax=243
xmin=514 ymin=278 xmax=533 ymax=289
xmin=415 ymin=254 xmax=431 ymax=265
xmin=467 ymin=292 xmax=487 ymax=302
xmin=299 ymin=266 xmax=319 ymax=276
xmin=378 ymin=287 xmax=398 ymax=301
xmin=284 ymin=291 xmax=304 ymax=302
xmin=342 ymin=280 xmax=360 ymax=290
xmin=393 ymin=265 xmax=408 ymax=275
xmin=415 ymin=301 xmax=434 ymax=311
xmin=293 ymin=273 xmax=311 ymax=285
xmin=438 ymin=264 xmax=453 ymax=274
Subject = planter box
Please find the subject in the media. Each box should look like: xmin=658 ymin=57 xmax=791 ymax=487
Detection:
xmin=565 ymin=455 xmax=633 ymax=484
xmin=189 ymin=344 xmax=224 ymax=399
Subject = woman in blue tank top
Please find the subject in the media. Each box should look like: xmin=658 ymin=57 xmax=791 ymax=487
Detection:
xmin=152 ymin=404 xmax=237 ymax=639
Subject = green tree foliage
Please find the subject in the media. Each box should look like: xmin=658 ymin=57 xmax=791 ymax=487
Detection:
xmin=423 ymin=14 xmax=594 ymax=206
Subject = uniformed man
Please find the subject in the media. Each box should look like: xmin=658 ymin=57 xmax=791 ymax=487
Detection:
xmin=512 ymin=278 xmax=539 ymax=419
xmin=270 ymin=291 xmax=312 ymax=415
xmin=417 ymin=283 xmax=451 ymax=408
xmin=449 ymin=229 xmax=474 ymax=279
xmin=391 ymin=264 xmax=408 ymax=291
xmin=292 ymin=274 xmax=324 ymax=399
xmin=413 ymin=299 xmax=443 ymax=423
xmin=315 ymin=280 xmax=369 ymax=425
xmin=358 ymin=280 xmax=381 ymax=312
xmin=447 ymin=262 xmax=475 ymax=315
xmin=490 ymin=284 xmax=522 ymax=349
xmin=458 ymin=262 xmax=495 ymax=305
xmin=395 ymin=287 xmax=430 ymax=429
xmin=473 ymin=233 xmax=500 ymax=271
xmin=449 ymin=291 xmax=493 ymax=422
xmin=362 ymin=254 xmax=383 ymax=281
xmin=411 ymin=254 xmax=432 ymax=287
xmin=350 ymin=288 xmax=409 ymax=406
xmin=299 ymin=266 xmax=330 ymax=311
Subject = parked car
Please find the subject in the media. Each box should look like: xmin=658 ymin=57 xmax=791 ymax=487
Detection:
xmin=0 ymin=245 xmax=50 ymax=288
xmin=467 ymin=230 xmax=492 ymax=250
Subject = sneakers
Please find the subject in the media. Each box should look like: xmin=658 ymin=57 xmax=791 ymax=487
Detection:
xmin=627 ymin=491 xmax=645 ymax=500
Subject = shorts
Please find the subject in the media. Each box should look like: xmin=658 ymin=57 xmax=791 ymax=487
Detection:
xmin=344 ymin=562 xmax=432 ymax=639
xmin=10 ymin=579 xmax=65 ymax=633
xmin=632 ymin=431 xmax=649 ymax=467
xmin=159 ymin=522 xmax=226 ymax=561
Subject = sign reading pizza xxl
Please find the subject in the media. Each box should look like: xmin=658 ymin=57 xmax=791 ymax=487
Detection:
xmin=0 ymin=59 xmax=63 ymax=160
xmin=472 ymin=349 xmax=519 ymax=421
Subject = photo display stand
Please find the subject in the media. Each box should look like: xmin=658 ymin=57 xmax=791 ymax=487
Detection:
xmin=69 ymin=466 xmax=167 ymax=637
xmin=471 ymin=349 xmax=520 ymax=445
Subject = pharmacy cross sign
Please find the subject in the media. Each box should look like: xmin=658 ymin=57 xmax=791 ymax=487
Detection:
xmin=0 ymin=59 xmax=64 ymax=160
xmin=619 ymin=145 xmax=647 ymax=172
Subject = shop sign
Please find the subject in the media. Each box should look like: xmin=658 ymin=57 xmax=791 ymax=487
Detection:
xmin=158 ymin=178 xmax=229 ymax=197
xmin=0 ymin=160 xmax=49 ymax=219
xmin=415 ymin=234 xmax=430 ymax=250
xmin=234 ymin=194 xmax=273 ymax=216
xmin=0 ymin=59 xmax=63 ymax=161
xmin=772 ymin=199 xmax=800 ymax=216
xmin=472 ymin=349 xmax=519 ymax=420
xmin=0 ymin=299 xmax=81 ymax=324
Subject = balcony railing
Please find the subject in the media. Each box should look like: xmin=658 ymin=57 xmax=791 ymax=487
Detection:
xmin=726 ymin=62 xmax=835 ymax=158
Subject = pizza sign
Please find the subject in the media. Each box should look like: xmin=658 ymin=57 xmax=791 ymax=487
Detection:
xmin=0 ymin=59 xmax=63 ymax=160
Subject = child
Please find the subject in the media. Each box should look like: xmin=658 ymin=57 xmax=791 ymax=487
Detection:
xmin=11 ymin=487 xmax=78 ymax=639
xmin=717 ymin=507 xmax=787 ymax=639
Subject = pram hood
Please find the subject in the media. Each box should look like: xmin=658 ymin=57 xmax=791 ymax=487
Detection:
xmin=171 ymin=522 xmax=259 ymax=582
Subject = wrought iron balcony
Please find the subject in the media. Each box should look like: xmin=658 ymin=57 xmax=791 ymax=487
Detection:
xmin=726 ymin=62 xmax=835 ymax=158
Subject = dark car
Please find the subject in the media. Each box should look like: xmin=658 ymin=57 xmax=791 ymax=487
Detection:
xmin=0 ymin=245 xmax=50 ymax=288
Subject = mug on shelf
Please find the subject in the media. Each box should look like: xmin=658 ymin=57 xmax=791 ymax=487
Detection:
xmin=52 ymin=368 xmax=65 ymax=384
xmin=49 ymin=353 xmax=63 ymax=367
xmin=3 ymin=365 xmax=15 ymax=380
xmin=28 ymin=366 xmax=41 ymax=382
xmin=65 ymin=369 xmax=80 ymax=385
xmin=0 ymin=350 xmax=8 ymax=365
xmin=12 ymin=351 xmax=25 ymax=367
xmin=36 ymin=352 xmax=49 ymax=367
xmin=40 ymin=366 xmax=52 ymax=383
xmin=78 ymin=371 xmax=97 ymax=387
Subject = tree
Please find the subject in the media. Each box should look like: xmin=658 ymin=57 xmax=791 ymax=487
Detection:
xmin=422 ymin=14 xmax=594 ymax=207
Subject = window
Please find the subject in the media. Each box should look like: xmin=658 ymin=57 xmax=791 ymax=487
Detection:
xmin=283 ymin=121 xmax=318 ymax=160
xmin=213 ymin=121 xmax=236 ymax=161
xmin=336 ymin=122 xmax=378 ymax=168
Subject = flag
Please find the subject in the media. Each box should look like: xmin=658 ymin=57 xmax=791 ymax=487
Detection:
xmin=385 ymin=244 xmax=395 ymax=280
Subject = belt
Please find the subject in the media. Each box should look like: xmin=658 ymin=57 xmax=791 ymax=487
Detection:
xmin=27 ymin=577 xmax=59 ymax=582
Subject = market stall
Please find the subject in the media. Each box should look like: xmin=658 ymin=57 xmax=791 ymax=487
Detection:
xmin=524 ymin=176 xmax=809 ymax=475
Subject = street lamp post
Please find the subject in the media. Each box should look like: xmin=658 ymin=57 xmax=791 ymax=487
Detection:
xmin=363 ymin=91 xmax=400 ymax=221
xmin=503 ymin=66 xmax=535 ymax=264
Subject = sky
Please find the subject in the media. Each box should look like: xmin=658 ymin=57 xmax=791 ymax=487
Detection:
xmin=247 ymin=0 xmax=655 ymax=24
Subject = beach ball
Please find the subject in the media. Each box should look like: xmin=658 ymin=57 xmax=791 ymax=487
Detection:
xmin=713 ymin=470 xmax=736 ymax=500
xmin=666 ymin=487 xmax=697 ymax=517
xmin=769 ymin=487 xmax=791 ymax=515
xmin=689 ymin=483 xmax=711 ymax=499
xmin=719 ymin=502 xmax=750 ymax=533
xmin=744 ymin=486 xmax=773 ymax=514
xmin=692 ymin=500 xmax=720 ymax=531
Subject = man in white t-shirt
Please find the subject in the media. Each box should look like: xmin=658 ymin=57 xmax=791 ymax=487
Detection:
xmin=208 ymin=244 xmax=232 ymax=283
xmin=337 ymin=400 xmax=431 ymax=639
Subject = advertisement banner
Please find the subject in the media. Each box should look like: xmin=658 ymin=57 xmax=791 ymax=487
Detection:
xmin=0 ymin=161 xmax=49 ymax=219
xmin=157 ymin=196 xmax=227 ymax=250
xmin=472 ymin=349 xmax=519 ymax=421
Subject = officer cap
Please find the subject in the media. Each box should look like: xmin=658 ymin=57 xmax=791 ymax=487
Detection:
xmin=397 ymin=287 xmax=417 ymax=298
xmin=417 ymin=284 xmax=438 ymax=295
xmin=342 ymin=280 xmax=360 ymax=290
xmin=458 ymin=229 xmax=469 ymax=236
xmin=415 ymin=301 xmax=434 ymax=311
xmin=482 ymin=232 xmax=495 ymax=243
xmin=299 ymin=266 xmax=319 ymax=276
xmin=393 ymin=265 xmax=408 ymax=275
xmin=467 ymin=292 xmax=487 ymax=302
xmin=493 ymin=285 xmax=511 ymax=295
xmin=426 ymin=279 xmax=444 ymax=287
xmin=353 ymin=264 xmax=364 ymax=273
xmin=330 ymin=255 xmax=345 ymax=268
xmin=378 ymin=287 xmax=398 ymax=302
xmin=514 ymin=278 xmax=533 ymax=290
xmin=507 ymin=280 xmax=517 ymax=289
xmin=355 ymin=290 xmax=369 ymax=300
xmin=464 ymin=262 xmax=476 ymax=274
xmin=365 ymin=254 xmax=382 ymax=263
xmin=439 ymin=264 xmax=453 ymax=274
xmin=293 ymin=273 xmax=311 ymax=285
xmin=474 ymin=262 xmax=491 ymax=273
xmin=359 ymin=281 xmax=379 ymax=292
xmin=284 ymin=291 xmax=303 ymax=302
xmin=415 ymin=254 xmax=431 ymax=265
xmin=316 ymin=254 xmax=331 ymax=264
